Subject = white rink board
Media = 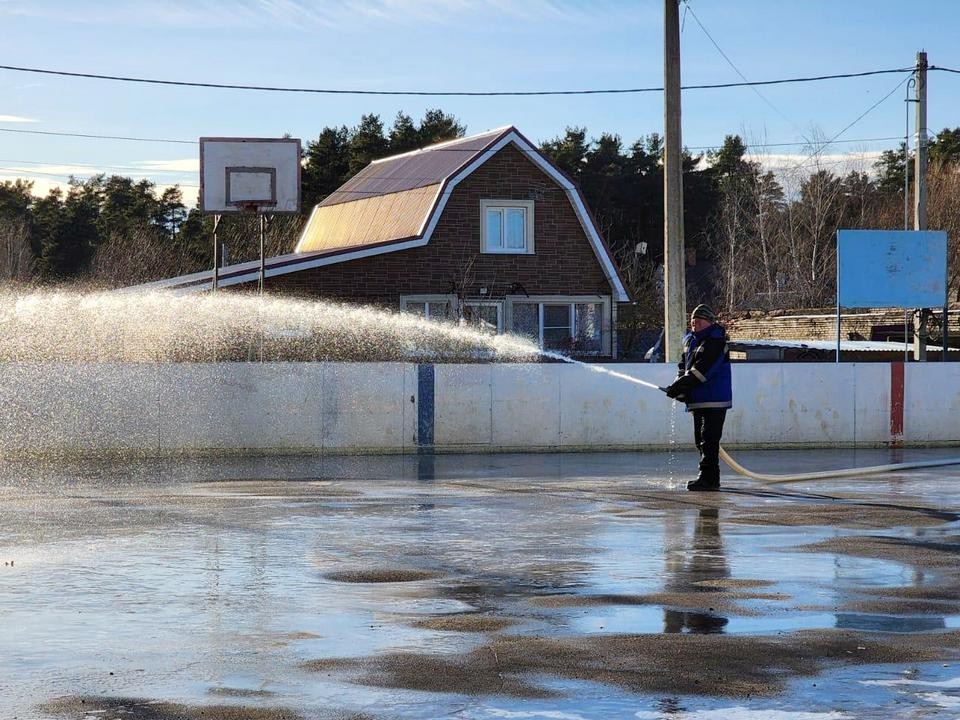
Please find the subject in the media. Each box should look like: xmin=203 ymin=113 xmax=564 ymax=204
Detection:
xmin=0 ymin=362 xmax=957 ymax=456
xmin=904 ymin=363 xmax=960 ymax=441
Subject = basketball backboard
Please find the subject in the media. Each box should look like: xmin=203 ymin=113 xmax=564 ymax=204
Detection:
xmin=199 ymin=137 xmax=301 ymax=214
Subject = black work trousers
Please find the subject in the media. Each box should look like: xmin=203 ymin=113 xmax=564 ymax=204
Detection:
xmin=692 ymin=408 xmax=727 ymax=483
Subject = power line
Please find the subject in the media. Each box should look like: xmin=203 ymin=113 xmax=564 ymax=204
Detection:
xmin=681 ymin=0 xmax=811 ymax=144
xmin=0 ymin=165 xmax=105 ymax=179
xmin=0 ymin=122 xmax=909 ymax=155
xmin=820 ymin=76 xmax=912 ymax=152
xmin=0 ymin=127 xmax=195 ymax=145
xmin=719 ymin=136 xmax=903 ymax=152
xmin=0 ymin=62 xmax=915 ymax=96
xmin=777 ymin=73 xmax=912 ymax=174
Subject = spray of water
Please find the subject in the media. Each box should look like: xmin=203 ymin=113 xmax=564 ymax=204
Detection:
xmin=0 ymin=289 xmax=543 ymax=363
xmin=539 ymin=349 xmax=663 ymax=391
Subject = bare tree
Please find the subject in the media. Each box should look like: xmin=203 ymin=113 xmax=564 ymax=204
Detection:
xmin=926 ymin=161 xmax=960 ymax=302
xmin=216 ymin=214 xmax=306 ymax=265
xmin=89 ymin=225 xmax=186 ymax=288
xmin=0 ymin=218 xmax=35 ymax=283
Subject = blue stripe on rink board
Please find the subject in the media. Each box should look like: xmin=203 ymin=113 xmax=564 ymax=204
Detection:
xmin=417 ymin=364 xmax=435 ymax=449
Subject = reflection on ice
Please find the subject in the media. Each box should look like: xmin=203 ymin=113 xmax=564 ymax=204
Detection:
xmin=4 ymin=451 xmax=960 ymax=718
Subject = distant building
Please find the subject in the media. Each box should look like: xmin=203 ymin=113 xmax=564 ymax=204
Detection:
xmin=141 ymin=127 xmax=630 ymax=357
xmin=728 ymin=307 xmax=960 ymax=361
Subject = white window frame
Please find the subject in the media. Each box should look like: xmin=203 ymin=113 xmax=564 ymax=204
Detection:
xmin=504 ymin=295 xmax=612 ymax=356
xmin=463 ymin=300 xmax=503 ymax=333
xmin=400 ymin=294 xmax=456 ymax=321
xmin=480 ymin=199 xmax=535 ymax=255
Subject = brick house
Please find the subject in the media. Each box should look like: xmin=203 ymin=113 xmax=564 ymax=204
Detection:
xmin=149 ymin=127 xmax=630 ymax=357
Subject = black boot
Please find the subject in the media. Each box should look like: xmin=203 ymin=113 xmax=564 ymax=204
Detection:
xmin=687 ymin=471 xmax=720 ymax=492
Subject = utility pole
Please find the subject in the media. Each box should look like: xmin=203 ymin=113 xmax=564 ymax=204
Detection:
xmin=663 ymin=0 xmax=686 ymax=362
xmin=913 ymin=51 xmax=929 ymax=361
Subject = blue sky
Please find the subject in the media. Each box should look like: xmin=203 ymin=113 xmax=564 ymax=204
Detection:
xmin=1 ymin=0 xmax=959 ymax=202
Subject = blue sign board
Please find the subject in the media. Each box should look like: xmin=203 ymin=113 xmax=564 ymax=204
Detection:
xmin=837 ymin=230 xmax=947 ymax=308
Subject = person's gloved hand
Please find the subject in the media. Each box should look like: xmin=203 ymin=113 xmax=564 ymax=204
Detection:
xmin=664 ymin=374 xmax=695 ymax=400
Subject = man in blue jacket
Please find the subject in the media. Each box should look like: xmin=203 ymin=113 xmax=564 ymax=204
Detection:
xmin=664 ymin=304 xmax=732 ymax=491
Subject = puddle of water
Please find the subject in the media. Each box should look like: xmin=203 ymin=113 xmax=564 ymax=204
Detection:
xmin=560 ymin=605 xmax=960 ymax=637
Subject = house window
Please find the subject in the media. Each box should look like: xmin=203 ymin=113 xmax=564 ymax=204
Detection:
xmin=463 ymin=302 xmax=502 ymax=335
xmin=481 ymin=199 xmax=534 ymax=254
xmin=508 ymin=297 xmax=607 ymax=355
xmin=542 ymin=304 xmax=572 ymax=349
xmin=400 ymin=295 xmax=454 ymax=321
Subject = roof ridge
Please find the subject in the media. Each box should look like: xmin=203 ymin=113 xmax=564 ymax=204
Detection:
xmin=318 ymin=181 xmax=442 ymax=208
xmin=369 ymin=125 xmax=514 ymax=164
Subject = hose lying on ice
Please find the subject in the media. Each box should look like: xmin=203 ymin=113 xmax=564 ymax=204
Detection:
xmin=719 ymin=446 xmax=960 ymax=485
xmin=654 ymin=385 xmax=960 ymax=485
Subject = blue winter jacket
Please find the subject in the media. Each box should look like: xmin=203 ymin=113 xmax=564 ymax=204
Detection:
xmin=677 ymin=323 xmax=733 ymax=410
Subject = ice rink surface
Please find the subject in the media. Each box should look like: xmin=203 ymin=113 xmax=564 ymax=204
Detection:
xmin=2 ymin=448 xmax=959 ymax=719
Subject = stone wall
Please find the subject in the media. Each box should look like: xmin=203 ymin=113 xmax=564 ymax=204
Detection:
xmin=727 ymin=306 xmax=960 ymax=343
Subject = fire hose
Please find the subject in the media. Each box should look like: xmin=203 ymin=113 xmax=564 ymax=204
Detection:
xmin=657 ymin=386 xmax=960 ymax=485
xmin=718 ymin=446 xmax=960 ymax=485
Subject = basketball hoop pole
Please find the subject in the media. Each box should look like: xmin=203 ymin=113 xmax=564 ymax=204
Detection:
xmin=259 ymin=212 xmax=266 ymax=296
xmin=236 ymin=202 xmax=265 ymax=294
xmin=212 ymin=214 xmax=221 ymax=291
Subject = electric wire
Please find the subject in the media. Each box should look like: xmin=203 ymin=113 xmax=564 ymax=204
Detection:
xmin=0 ymin=127 xmax=196 ymax=145
xmin=777 ymin=73 xmax=912 ymax=174
xmin=0 ymin=62 xmax=916 ymax=96
xmin=0 ymin=59 xmax=923 ymax=184
xmin=0 ymin=124 xmax=905 ymax=155
xmin=0 ymin=124 xmax=905 ymax=153
xmin=681 ymin=0 xmax=812 ymax=144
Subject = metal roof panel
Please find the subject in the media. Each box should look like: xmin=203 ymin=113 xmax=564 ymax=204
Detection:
xmin=320 ymin=127 xmax=510 ymax=206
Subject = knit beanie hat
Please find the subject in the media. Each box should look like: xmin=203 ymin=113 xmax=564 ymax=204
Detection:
xmin=690 ymin=304 xmax=716 ymax=322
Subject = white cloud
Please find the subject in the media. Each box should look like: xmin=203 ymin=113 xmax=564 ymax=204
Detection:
xmin=0 ymin=163 xmax=99 ymax=176
xmin=0 ymin=173 xmax=68 ymax=197
xmin=156 ymin=183 xmax=201 ymax=206
xmin=0 ymin=114 xmax=37 ymax=123
xmin=0 ymin=0 xmax=608 ymax=30
xmin=750 ymin=151 xmax=884 ymax=174
xmin=137 ymin=158 xmax=199 ymax=173
xmin=0 ymin=168 xmax=199 ymax=206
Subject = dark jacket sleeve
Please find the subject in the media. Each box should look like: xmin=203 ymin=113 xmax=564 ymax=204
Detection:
xmin=687 ymin=332 xmax=726 ymax=383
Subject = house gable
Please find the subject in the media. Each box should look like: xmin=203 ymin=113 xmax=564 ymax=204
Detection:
xmin=269 ymin=143 xmax=614 ymax=301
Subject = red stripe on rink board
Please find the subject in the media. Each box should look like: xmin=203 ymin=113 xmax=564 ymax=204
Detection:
xmin=890 ymin=361 xmax=905 ymax=440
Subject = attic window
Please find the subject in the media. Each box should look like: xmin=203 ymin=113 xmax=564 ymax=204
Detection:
xmin=481 ymin=199 xmax=534 ymax=254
